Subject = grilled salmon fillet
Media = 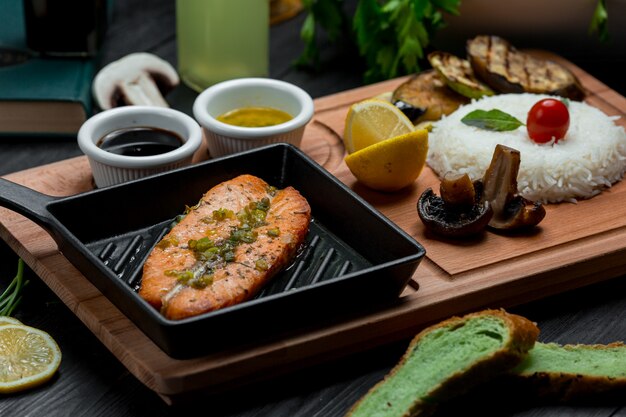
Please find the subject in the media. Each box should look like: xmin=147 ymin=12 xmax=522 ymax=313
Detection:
xmin=139 ymin=174 xmax=311 ymax=320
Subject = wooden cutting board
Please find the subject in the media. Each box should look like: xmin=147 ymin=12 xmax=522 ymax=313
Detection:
xmin=1 ymin=51 xmax=626 ymax=404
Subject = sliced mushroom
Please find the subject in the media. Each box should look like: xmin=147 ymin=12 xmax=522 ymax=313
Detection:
xmin=440 ymin=171 xmax=476 ymax=207
xmin=92 ymin=52 xmax=180 ymax=110
xmin=481 ymin=144 xmax=546 ymax=230
xmin=417 ymin=173 xmax=493 ymax=238
xmin=491 ymin=195 xmax=546 ymax=230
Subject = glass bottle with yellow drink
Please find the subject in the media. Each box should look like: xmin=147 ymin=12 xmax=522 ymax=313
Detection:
xmin=176 ymin=0 xmax=269 ymax=92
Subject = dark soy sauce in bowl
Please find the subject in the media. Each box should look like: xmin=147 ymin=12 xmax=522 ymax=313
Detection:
xmin=98 ymin=127 xmax=184 ymax=156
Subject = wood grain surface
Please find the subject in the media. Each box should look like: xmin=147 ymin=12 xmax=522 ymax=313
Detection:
xmin=2 ymin=53 xmax=626 ymax=405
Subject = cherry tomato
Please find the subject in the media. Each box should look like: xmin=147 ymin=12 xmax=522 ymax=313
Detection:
xmin=526 ymin=98 xmax=570 ymax=143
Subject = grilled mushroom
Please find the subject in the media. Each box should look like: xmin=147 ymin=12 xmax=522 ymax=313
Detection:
xmin=418 ymin=146 xmax=545 ymax=238
xmin=418 ymin=173 xmax=493 ymax=238
xmin=92 ymin=52 xmax=180 ymax=110
xmin=481 ymin=144 xmax=546 ymax=230
xmin=440 ymin=171 xmax=476 ymax=207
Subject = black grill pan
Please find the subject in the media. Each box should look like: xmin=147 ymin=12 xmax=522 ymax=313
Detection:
xmin=0 ymin=144 xmax=425 ymax=358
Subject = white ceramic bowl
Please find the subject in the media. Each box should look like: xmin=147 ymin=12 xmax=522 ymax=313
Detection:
xmin=78 ymin=106 xmax=202 ymax=188
xmin=193 ymin=78 xmax=314 ymax=157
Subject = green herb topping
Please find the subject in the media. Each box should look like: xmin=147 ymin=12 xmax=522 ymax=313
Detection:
xmin=184 ymin=202 xmax=201 ymax=214
xmin=212 ymin=208 xmax=235 ymax=221
xmin=168 ymin=197 xmax=273 ymax=289
xmin=461 ymin=109 xmax=524 ymax=131
xmin=266 ymin=185 xmax=278 ymax=196
xmin=255 ymin=258 xmax=269 ymax=271
xmin=165 ymin=269 xmax=213 ymax=289
xmin=267 ymin=228 xmax=280 ymax=237
xmin=157 ymin=236 xmax=179 ymax=249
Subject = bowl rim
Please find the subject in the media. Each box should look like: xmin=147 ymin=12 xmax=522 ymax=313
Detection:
xmin=78 ymin=106 xmax=203 ymax=169
xmin=192 ymin=77 xmax=314 ymax=140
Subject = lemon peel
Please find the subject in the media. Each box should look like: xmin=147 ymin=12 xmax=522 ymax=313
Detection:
xmin=345 ymin=129 xmax=429 ymax=192
xmin=0 ymin=316 xmax=23 ymax=326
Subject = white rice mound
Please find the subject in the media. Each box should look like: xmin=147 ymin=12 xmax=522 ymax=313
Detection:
xmin=427 ymin=93 xmax=626 ymax=203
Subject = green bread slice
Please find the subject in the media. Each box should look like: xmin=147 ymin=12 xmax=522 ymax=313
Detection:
xmin=346 ymin=309 xmax=539 ymax=417
xmin=512 ymin=342 xmax=626 ymax=400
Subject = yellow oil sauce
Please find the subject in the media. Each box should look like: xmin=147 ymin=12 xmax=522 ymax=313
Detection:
xmin=216 ymin=107 xmax=293 ymax=127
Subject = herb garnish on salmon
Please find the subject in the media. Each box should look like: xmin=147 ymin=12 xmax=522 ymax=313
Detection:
xmin=139 ymin=174 xmax=311 ymax=320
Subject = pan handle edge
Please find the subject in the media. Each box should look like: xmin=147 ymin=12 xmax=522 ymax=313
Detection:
xmin=0 ymin=178 xmax=57 ymax=228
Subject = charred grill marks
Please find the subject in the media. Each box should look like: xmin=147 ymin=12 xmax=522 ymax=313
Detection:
xmin=466 ymin=35 xmax=585 ymax=99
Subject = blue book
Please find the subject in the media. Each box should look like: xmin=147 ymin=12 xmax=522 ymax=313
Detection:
xmin=0 ymin=0 xmax=95 ymax=136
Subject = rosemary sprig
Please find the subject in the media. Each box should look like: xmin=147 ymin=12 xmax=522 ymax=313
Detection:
xmin=0 ymin=259 xmax=28 ymax=316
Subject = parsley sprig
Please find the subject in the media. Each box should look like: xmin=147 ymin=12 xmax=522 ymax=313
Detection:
xmin=296 ymin=0 xmax=348 ymax=70
xmin=589 ymin=0 xmax=609 ymax=42
xmin=298 ymin=0 xmax=461 ymax=83
xmin=298 ymin=0 xmax=611 ymax=83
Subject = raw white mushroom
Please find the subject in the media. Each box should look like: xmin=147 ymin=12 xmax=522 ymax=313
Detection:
xmin=92 ymin=52 xmax=179 ymax=110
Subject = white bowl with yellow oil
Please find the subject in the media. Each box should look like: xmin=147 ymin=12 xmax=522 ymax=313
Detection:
xmin=192 ymin=78 xmax=314 ymax=157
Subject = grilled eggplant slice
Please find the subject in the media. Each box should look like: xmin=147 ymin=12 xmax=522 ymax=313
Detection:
xmin=427 ymin=51 xmax=495 ymax=99
xmin=467 ymin=35 xmax=585 ymax=100
xmin=392 ymin=70 xmax=469 ymax=123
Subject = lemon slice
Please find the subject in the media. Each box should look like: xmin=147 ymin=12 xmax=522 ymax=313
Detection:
xmin=345 ymin=129 xmax=429 ymax=192
xmin=0 ymin=324 xmax=62 ymax=394
xmin=0 ymin=316 xmax=23 ymax=326
xmin=343 ymin=99 xmax=414 ymax=154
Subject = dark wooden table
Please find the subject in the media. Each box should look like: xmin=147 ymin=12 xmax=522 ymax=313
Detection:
xmin=1 ymin=1 xmax=626 ymax=416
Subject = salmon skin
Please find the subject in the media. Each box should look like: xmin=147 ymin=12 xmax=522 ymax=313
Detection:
xmin=139 ymin=174 xmax=311 ymax=320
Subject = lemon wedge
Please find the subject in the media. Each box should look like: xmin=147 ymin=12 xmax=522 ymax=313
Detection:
xmin=343 ymin=99 xmax=414 ymax=154
xmin=345 ymin=129 xmax=429 ymax=192
xmin=0 ymin=324 xmax=62 ymax=394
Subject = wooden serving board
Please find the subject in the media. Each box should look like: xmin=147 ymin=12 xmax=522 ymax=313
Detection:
xmin=2 ymin=52 xmax=626 ymax=404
